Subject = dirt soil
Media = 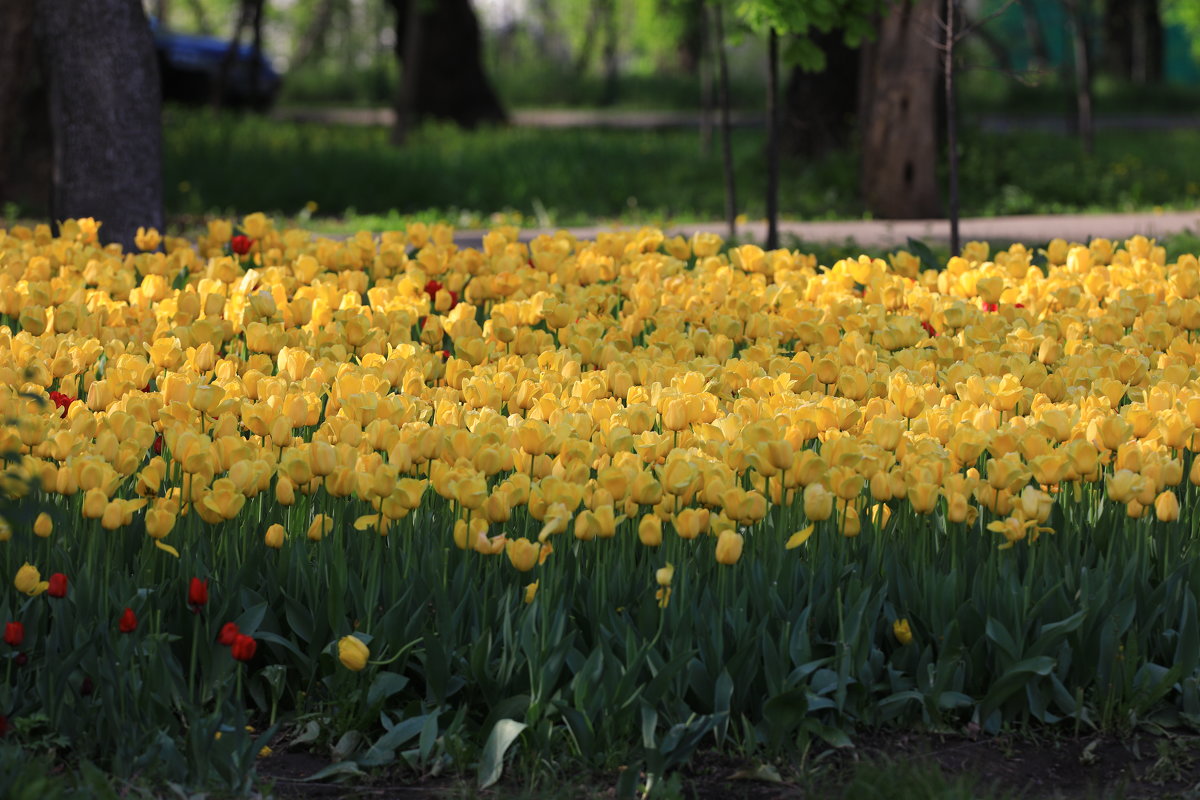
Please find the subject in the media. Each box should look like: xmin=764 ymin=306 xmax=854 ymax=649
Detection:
xmin=259 ymin=730 xmax=1200 ymax=799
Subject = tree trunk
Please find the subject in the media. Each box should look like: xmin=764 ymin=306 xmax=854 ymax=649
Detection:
xmin=0 ymin=0 xmax=51 ymax=216
xmin=1018 ymin=0 xmax=1050 ymax=70
xmin=391 ymin=0 xmax=422 ymax=146
xmin=944 ymin=0 xmax=960 ymax=255
xmin=711 ymin=1 xmax=737 ymax=240
xmin=213 ymin=0 xmax=251 ymax=109
xmin=1065 ymin=0 xmax=1094 ymax=155
xmin=290 ymin=0 xmax=337 ymax=69
xmin=388 ymin=0 xmax=506 ymax=129
xmin=600 ymin=0 xmax=620 ymax=106
xmin=859 ymin=0 xmax=941 ymax=220
xmin=1104 ymin=0 xmax=1162 ymax=84
xmin=765 ymin=28 xmax=779 ymax=251
xmin=35 ymin=0 xmax=163 ymax=249
xmin=784 ymin=29 xmax=860 ymax=158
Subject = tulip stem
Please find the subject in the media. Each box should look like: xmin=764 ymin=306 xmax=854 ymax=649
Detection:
xmin=189 ymin=611 xmax=201 ymax=703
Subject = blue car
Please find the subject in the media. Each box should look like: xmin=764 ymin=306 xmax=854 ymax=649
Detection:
xmin=151 ymin=19 xmax=281 ymax=110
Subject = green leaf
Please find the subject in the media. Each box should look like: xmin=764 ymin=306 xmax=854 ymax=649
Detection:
xmin=985 ymin=617 xmax=1022 ymax=663
xmin=979 ymin=656 xmax=1056 ymax=716
xmin=477 ymin=719 xmax=527 ymax=790
xmin=367 ymin=671 xmax=409 ymax=707
xmin=300 ymin=761 xmax=364 ymax=782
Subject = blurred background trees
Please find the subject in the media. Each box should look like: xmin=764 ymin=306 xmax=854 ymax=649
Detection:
xmin=4 ymin=0 xmax=1200 ymax=243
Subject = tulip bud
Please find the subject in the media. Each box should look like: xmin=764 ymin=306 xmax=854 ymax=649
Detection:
xmin=715 ymin=531 xmax=744 ymax=565
xmin=264 ymin=523 xmax=286 ymax=549
xmin=338 ymin=635 xmax=370 ymax=671
xmin=638 ymin=514 xmax=663 ymax=547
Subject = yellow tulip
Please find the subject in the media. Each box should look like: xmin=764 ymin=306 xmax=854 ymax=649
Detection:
xmin=1154 ymin=491 xmax=1180 ymax=522
xmin=655 ymin=562 xmax=675 ymax=587
xmin=338 ymin=635 xmax=370 ymax=671
xmin=307 ymin=514 xmax=333 ymax=542
xmin=505 ymin=538 xmax=541 ymax=572
xmin=14 ymin=563 xmax=48 ymax=596
xmin=524 ymin=580 xmax=540 ymax=604
xmin=82 ymin=487 xmax=108 ymax=519
xmin=715 ymin=531 xmax=744 ymax=565
xmin=638 ymin=514 xmax=663 ymax=547
xmin=672 ymin=508 xmax=710 ymax=540
xmin=33 ymin=512 xmax=52 ymax=538
xmin=264 ymin=523 xmax=286 ymax=549
xmin=803 ymin=483 xmax=834 ymax=522
xmin=892 ymin=619 xmax=913 ymax=645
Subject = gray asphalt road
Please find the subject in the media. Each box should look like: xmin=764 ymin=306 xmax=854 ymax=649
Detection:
xmin=450 ymin=210 xmax=1200 ymax=249
xmin=272 ymin=106 xmax=1200 ymax=133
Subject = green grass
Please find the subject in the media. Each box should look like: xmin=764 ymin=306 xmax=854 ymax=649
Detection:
xmin=158 ymin=108 xmax=1200 ymax=231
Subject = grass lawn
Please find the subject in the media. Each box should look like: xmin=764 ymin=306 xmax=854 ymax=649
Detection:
xmin=159 ymin=108 xmax=1200 ymax=233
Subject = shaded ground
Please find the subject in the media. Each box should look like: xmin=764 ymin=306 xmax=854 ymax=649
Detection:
xmin=259 ymin=730 xmax=1200 ymax=799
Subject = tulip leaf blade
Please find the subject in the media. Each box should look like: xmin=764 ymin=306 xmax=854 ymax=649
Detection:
xmin=477 ymin=718 xmax=527 ymax=789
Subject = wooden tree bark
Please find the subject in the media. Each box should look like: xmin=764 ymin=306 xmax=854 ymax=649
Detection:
xmin=388 ymin=0 xmax=506 ymax=130
xmin=859 ymin=0 xmax=941 ymax=220
xmin=1104 ymin=0 xmax=1163 ymax=84
xmin=1064 ymin=0 xmax=1094 ymax=155
xmin=36 ymin=0 xmax=164 ymax=249
xmin=765 ymin=27 xmax=780 ymax=250
xmin=0 ymin=0 xmax=50 ymax=216
xmin=783 ymin=30 xmax=860 ymax=158
xmin=711 ymin=1 xmax=737 ymax=240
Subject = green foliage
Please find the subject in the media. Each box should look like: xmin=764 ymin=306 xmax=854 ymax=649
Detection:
xmin=162 ymin=110 xmax=1200 ymax=229
xmin=1164 ymin=0 xmax=1200 ymax=61
xmin=733 ymin=0 xmax=891 ymax=71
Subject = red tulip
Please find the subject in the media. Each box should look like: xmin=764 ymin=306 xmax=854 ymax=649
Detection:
xmin=188 ymin=577 xmax=208 ymax=609
xmin=217 ymin=622 xmax=240 ymax=646
xmin=118 ymin=607 xmax=137 ymax=633
xmin=982 ymin=302 xmax=999 ymax=313
xmin=49 ymin=391 xmax=75 ymax=418
xmin=0 ymin=715 xmax=8 ymax=737
xmin=47 ymin=572 xmax=67 ymax=598
xmin=423 ymin=279 xmax=443 ymax=297
xmin=3 ymin=622 xmax=22 ymax=647
xmin=231 ymin=235 xmax=253 ymax=256
xmin=230 ymin=634 xmax=257 ymax=662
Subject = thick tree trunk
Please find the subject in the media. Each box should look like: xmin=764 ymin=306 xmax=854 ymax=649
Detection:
xmin=0 ymin=0 xmax=51 ymax=216
xmin=859 ymin=0 xmax=941 ymax=220
xmin=1018 ymin=0 xmax=1051 ymax=70
xmin=765 ymin=28 xmax=780 ymax=251
xmin=711 ymin=1 xmax=737 ymax=240
xmin=783 ymin=30 xmax=860 ymax=158
xmin=1065 ymin=0 xmax=1094 ymax=155
xmin=388 ymin=0 xmax=506 ymax=130
xmin=944 ymin=0 xmax=960 ymax=255
xmin=1104 ymin=0 xmax=1162 ymax=84
xmin=36 ymin=0 xmax=164 ymax=249
xmin=291 ymin=0 xmax=337 ymax=69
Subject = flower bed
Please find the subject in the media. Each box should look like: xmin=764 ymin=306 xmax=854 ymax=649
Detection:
xmin=0 ymin=216 xmax=1199 ymax=790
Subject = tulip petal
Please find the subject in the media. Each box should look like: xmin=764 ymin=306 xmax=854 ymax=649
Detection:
xmin=786 ymin=525 xmax=815 ymax=550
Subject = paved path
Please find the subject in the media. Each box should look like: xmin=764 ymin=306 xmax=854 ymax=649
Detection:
xmin=450 ymin=210 xmax=1200 ymax=249
xmin=273 ymin=106 xmax=1200 ymax=133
